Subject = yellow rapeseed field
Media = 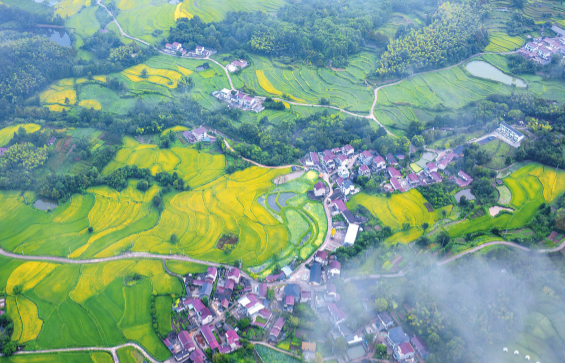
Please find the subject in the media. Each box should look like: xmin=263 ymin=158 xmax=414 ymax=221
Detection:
xmin=122 ymin=64 xmax=183 ymax=88
xmin=0 ymin=124 xmax=41 ymax=146
xmin=174 ymin=3 xmax=193 ymax=20
xmin=6 ymin=262 xmax=58 ymax=295
xmin=17 ymin=296 xmax=43 ymax=343
xmin=93 ymin=75 xmax=107 ymax=82
xmin=79 ymin=99 xmax=102 ymax=110
xmin=55 ymin=0 xmax=91 ymax=17
xmin=176 ymin=66 xmax=193 ymax=76
xmin=257 ymin=70 xmax=283 ymax=96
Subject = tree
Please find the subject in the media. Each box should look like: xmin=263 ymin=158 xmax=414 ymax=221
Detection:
xmin=505 ymin=156 xmax=513 ymax=166
xmin=375 ymin=297 xmax=388 ymax=312
xmin=136 ymin=179 xmax=149 ymax=191
xmin=375 ymin=344 xmax=387 ymax=358
xmin=446 ymin=337 xmax=465 ymax=360
xmin=2 ymin=341 xmax=17 ymax=356
xmin=13 ymin=284 xmax=23 ymax=295
xmin=170 ymin=234 xmax=178 ymax=243
xmin=315 ymin=352 xmax=323 ymax=363
xmin=334 ymin=336 xmax=347 ymax=355
xmin=435 ymin=231 xmax=451 ymax=247
xmin=411 ymin=135 xmax=425 ymax=147
xmin=237 ymin=318 xmax=250 ymax=330
xmin=416 ymin=236 xmax=431 ymax=247
xmin=267 ymin=288 xmax=275 ymax=300
xmin=202 ymin=296 xmax=209 ymax=307
xmin=152 ymin=195 xmax=162 ymax=209
xmin=422 ymin=222 xmax=429 ymax=230
xmin=140 ymin=68 xmax=148 ymax=78
xmin=88 ymin=226 xmax=94 ymax=233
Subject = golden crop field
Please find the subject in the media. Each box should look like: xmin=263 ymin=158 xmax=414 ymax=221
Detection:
xmin=174 ymin=2 xmax=193 ymax=20
xmin=121 ymin=64 xmax=184 ymax=88
xmin=0 ymin=123 xmax=41 ymax=147
xmin=54 ymin=0 xmax=91 ymax=18
xmin=79 ymin=99 xmax=102 ymax=110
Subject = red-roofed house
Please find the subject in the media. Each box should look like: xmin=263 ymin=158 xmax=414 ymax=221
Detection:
xmin=226 ymin=330 xmax=240 ymax=349
xmin=201 ymin=324 xmax=219 ymax=350
xmin=238 ymin=293 xmax=264 ymax=317
xmin=332 ymin=199 xmax=348 ymax=216
xmin=171 ymin=42 xmax=182 ymax=50
xmin=265 ymin=272 xmax=284 ymax=283
xmin=359 ymin=164 xmax=371 ymax=177
xmin=387 ymin=167 xmax=401 ymax=179
xmin=314 ymin=181 xmax=326 ymax=197
xmin=430 ymin=171 xmax=442 ymax=183
xmin=221 ymin=299 xmax=229 ymax=310
xmin=269 ymin=317 xmax=285 ymax=341
xmin=310 ymin=152 xmax=319 ymax=165
xmin=373 ymin=156 xmax=386 ymax=170
xmin=326 ymin=283 xmax=337 ymax=298
xmin=258 ymin=283 xmax=267 ymax=299
xmin=328 ymin=260 xmax=341 ymax=277
xmin=407 ymin=173 xmax=419 ymax=187
xmin=437 ymin=152 xmax=456 ymax=170
xmin=192 ymin=127 xmax=208 ymax=141
xmin=285 ymin=295 xmax=295 ymax=312
xmin=314 ymin=250 xmax=328 ymax=265
xmin=426 ymin=162 xmax=438 ymax=173
xmin=227 ymin=268 xmax=240 ymax=283
xmin=390 ymin=177 xmax=404 ymax=192
xmin=178 ymin=330 xmax=196 ymax=352
xmin=336 ymin=154 xmax=348 ymax=166
xmin=394 ymin=342 xmax=415 ymax=361
xmin=411 ymin=335 xmax=429 ymax=359
xmin=341 ymin=144 xmax=354 ymax=156
xmin=323 ymin=155 xmax=335 ymax=169
xmin=199 ymin=307 xmax=213 ymax=325
xmin=225 ymin=279 xmax=235 ymax=291
xmin=190 ymin=348 xmax=206 ymax=363
xmin=300 ymin=290 xmax=312 ymax=302
xmin=327 ymin=303 xmax=346 ymax=324
xmin=165 ymin=43 xmax=173 ymax=49
xmin=195 ymin=46 xmax=205 ymax=55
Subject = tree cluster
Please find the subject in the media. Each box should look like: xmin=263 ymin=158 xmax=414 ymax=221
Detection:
xmin=418 ymin=182 xmax=456 ymax=209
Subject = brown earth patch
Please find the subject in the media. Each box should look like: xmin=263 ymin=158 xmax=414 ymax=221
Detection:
xmin=424 ymin=203 xmax=434 ymax=212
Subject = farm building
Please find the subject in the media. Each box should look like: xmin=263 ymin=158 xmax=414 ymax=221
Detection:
xmin=407 ymin=173 xmax=419 ymax=186
xmin=189 ymin=348 xmax=206 ymax=363
xmin=192 ymin=127 xmax=208 ymax=141
xmin=437 ymin=152 xmax=456 ymax=170
xmin=411 ymin=335 xmax=429 ymax=359
xmin=269 ymin=317 xmax=285 ymax=341
xmin=227 ymin=59 xmax=248 ymax=72
xmin=327 ymin=303 xmax=346 ymax=325
xmin=328 ymin=260 xmax=341 ymax=277
xmin=227 ymin=267 xmax=240 ymax=283
xmin=430 ymin=171 xmax=442 ymax=183
xmin=344 ymin=224 xmax=359 ymax=246
xmin=390 ymin=177 xmax=404 ymax=192
xmin=314 ymin=250 xmax=328 ymax=265
xmin=455 ymin=170 xmax=473 ymax=187
xmin=238 ymin=293 xmax=264 ymax=317
xmin=498 ymin=122 xmax=525 ymax=143
xmin=425 ymin=162 xmax=438 ymax=173
xmin=336 ymin=154 xmax=348 ymax=166
xmin=394 ymin=342 xmax=415 ymax=361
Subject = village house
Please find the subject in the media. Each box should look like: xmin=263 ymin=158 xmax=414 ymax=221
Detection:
xmin=341 ymin=144 xmax=354 ymax=156
xmin=314 ymin=250 xmax=328 ymax=265
xmin=372 ymin=155 xmax=386 ymax=171
xmin=387 ymin=326 xmax=410 ymax=349
xmin=201 ymin=324 xmax=220 ymax=350
xmin=437 ymin=152 xmax=456 ymax=170
xmin=328 ymin=260 xmax=341 ymax=277
xmin=394 ymin=342 xmax=415 ymax=362
xmin=332 ymin=198 xmax=348 ymax=216
xmin=227 ymin=267 xmax=240 ymax=283
xmin=195 ymin=46 xmax=205 ymax=55
xmin=425 ymin=162 xmax=438 ymax=174
xmin=407 ymin=173 xmax=419 ymax=187
xmin=258 ymin=283 xmax=267 ymax=299
xmin=411 ymin=335 xmax=429 ymax=359
xmin=206 ymin=266 xmax=217 ymax=282
xmin=386 ymin=153 xmax=398 ymax=166
xmin=336 ymin=154 xmax=348 ymax=166
xmin=172 ymin=42 xmax=182 ymax=50
xmin=525 ymin=42 xmax=538 ymax=52
xmin=189 ymin=348 xmax=206 ymax=363
xmin=327 ymin=302 xmax=346 ymax=325
xmin=455 ymin=170 xmax=473 ymax=187
xmin=253 ymin=308 xmax=272 ymax=329
xmin=430 ymin=171 xmax=442 ymax=183
xmin=227 ymin=59 xmax=248 ymax=73
xmin=309 ymin=263 xmax=322 ymax=285
xmin=336 ymin=177 xmax=354 ymax=195
xmin=359 ymin=164 xmax=371 ymax=177
xmin=284 ymin=284 xmax=301 ymax=301
xmin=238 ymin=293 xmax=264 ymax=317
xmin=538 ymin=45 xmax=552 ymax=59
xmin=178 ymin=330 xmax=196 ymax=353
xmin=199 ymin=283 xmax=213 ymax=300
xmin=313 ymin=181 xmax=326 ymax=197
xmin=301 ymin=290 xmax=312 ymax=303
xmin=323 ymin=155 xmax=335 ymax=169
xmin=269 ymin=317 xmax=285 ymax=341
xmin=377 ymin=312 xmax=394 ymax=330
xmin=338 ymin=165 xmax=350 ymax=179
xmin=219 ymin=330 xmax=242 ymax=354
xmin=387 ymin=166 xmax=402 ymax=180
xmin=360 ymin=150 xmax=373 ymax=165
xmin=310 ymin=152 xmax=320 ymax=166
xmin=192 ymin=127 xmax=208 ymax=142
xmin=284 ymin=295 xmax=295 ymax=312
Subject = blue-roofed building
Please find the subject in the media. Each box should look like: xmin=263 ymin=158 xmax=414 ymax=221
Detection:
xmin=386 ymin=326 xmax=410 ymax=348
xmin=309 ymin=263 xmax=322 ymax=285
xmin=199 ymin=282 xmax=213 ymax=299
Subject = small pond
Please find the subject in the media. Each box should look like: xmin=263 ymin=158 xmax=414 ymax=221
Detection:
xmin=278 ymin=192 xmax=296 ymax=207
xmin=16 ymin=27 xmax=71 ymax=47
xmin=465 ymin=61 xmax=527 ymax=88
xmin=454 ymin=189 xmax=475 ymax=202
xmin=267 ymin=194 xmax=280 ymax=213
xmin=33 ymin=198 xmax=58 ymax=211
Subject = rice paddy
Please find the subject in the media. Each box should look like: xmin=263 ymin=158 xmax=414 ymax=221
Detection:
xmin=0 ymin=124 xmax=41 ymax=147
xmin=0 ymin=255 xmax=179 ymax=360
xmin=446 ymin=163 xmax=565 ymax=238
xmin=231 ymin=53 xmax=376 ymax=112
xmin=348 ymin=189 xmax=454 ymax=244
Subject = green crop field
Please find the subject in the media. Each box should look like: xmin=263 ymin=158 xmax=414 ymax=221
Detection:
xmin=1 ymin=352 xmax=114 ymax=362
xmin=0 ymin=138 xmax=325 ymax=268
xmin=0 ymin=255 xmax=180 ymax=360
xmin=165 ymin=260 xmax=208 ymax=275
xmin=117 ymin=346 xmax=146 ymax=363
xmin=230 ymin=53 xmax=376 ymax=113
xmin=155 ymin=295 xmax=173 ymax=337
xmin=374 ymin=61 xmax=565 ymax=131
xmin=446 ymin=163 xmax=565 ymax=238
xmin=348 ymin=189 xmax=454 ymax=244
xmin=483 ymin=9 xmax=525 ymax=52
xmin=478 ymin=139 xmax=517 ymax=170
xmin=65 ymin=5 xmax=101 ymax=39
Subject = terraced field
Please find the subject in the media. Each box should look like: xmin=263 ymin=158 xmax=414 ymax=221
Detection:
xmin=483 ymin=9 xmax=525 ymax=52
xmin=446 ymin=163 xmax=565 ymax=237
xmin=0 ymin=124 xmax=41 ymax=147
xmin=102 ymin=136 xmax=225 ymax=186
xmin=0 ymin=256 xmax=179 ymax=360
xmin=1 ymin=352 xmax=114 ymax=363
xmin=230 ymin=53 xmax=376 ymax=112
xmin=347 ymin=189 xmax=454 ymax=244
xmin=0 ymin=141 xmax=321 ymax=267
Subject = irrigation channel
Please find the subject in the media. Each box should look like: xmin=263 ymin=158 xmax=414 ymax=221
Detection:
xmin=95 ymin=0 xmax=515 ymax=138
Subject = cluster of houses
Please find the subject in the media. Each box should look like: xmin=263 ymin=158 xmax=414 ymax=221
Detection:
xmin=519 ymin=36 xmax=565 ymax=64
xmin=164 ymin=42 xmax=211 ymax=57
xmin=212 ymin=88 xmax=264 ymax=113
xmin=182 ymin=127 xmax=217 ymax=144
xmin=305 ymin=144 xmax=355 ymax=175
xmin=226 ymin=59 xmax=248 ymax=73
